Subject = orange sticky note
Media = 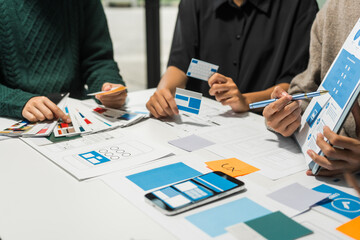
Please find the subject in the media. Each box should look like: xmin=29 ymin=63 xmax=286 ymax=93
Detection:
xmin=337 ymin=216 xmax=360 ymax=239
xmin=205 ymin=158 xmax=259 ymax=177
xmin=87 ymin=86 xmax=127 ymax=96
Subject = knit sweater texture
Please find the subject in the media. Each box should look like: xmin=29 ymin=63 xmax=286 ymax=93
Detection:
xmin=0 ymin=0 xmax=124 ymax=119
xmin=289 ymin=0 xmax=360 ymax=138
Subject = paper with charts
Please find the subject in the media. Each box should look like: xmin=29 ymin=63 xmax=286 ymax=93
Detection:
xmin=296 ymin=18 xmax=360 ymax=167
xmin=199 ymin=122 xmax=307 ymax=180
xmin=22 ymin=128 xmax=172 ymax=180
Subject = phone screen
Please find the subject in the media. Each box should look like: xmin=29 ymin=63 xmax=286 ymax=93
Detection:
xmin=145 ymin=172 xmax=245 ymax=214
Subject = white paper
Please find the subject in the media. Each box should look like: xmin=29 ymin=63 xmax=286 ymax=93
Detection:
xmin=21 ymin=128 xmax=172 ymax=180
xmin=204 ymin=124 xmax=307 ymax=180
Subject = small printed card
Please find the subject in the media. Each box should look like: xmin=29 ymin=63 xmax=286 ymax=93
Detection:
xmin=87 ymin=86 xmax=127 ymax=96
xmin=186 ymin=58 xmax=219 ymax=81
xmin=175 ymin=88 xmax=202 ymax=114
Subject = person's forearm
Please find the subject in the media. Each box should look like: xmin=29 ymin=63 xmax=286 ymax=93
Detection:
xmin=157 ymin=66 xmax=188 ymax=94
xmin=243 ymin=83 xmax=290 ymax=106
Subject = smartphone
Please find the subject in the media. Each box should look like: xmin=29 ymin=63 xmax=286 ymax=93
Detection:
xmin=145 ymin=171 xmax=245 ymax=215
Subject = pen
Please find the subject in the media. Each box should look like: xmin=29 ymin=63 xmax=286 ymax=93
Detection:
xmin=249 ymin=90 xmax=329 ymax=109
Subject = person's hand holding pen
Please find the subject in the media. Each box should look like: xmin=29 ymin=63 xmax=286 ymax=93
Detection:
xmin=263 ymin=87 xmax=302 ymax=137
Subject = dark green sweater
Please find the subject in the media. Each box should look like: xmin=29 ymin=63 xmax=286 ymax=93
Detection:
xmin=0 ymin=0 xmax=125 ymax=119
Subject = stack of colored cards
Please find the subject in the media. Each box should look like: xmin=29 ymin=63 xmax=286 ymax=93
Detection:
xmin=175 ymin=88 xmax=202 ymax=114
xmin=186 ymin=58 xmax=219 ymax=81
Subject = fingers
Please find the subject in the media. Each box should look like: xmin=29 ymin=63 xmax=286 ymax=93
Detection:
xmin=208 ymin=73 xmax=228 ymax=87
xmin=307 ymin=149 xmax=347 ymax=172
xmin=22 ymin=96 xmax=69 ymax=123
xmin=145 ymin=89 xmax=179 ymax=119
xmin=43 ymin=98 xmax=70 ymax=123
xmin=271 ymin=86 xmax=289 ymax=99
xmin=264 ymin=100 xmax=301 ymax=137
xmin=323 ymin=126 xmax=360 ymax=151
xmin=102 ymin=82 xmax=113 ymax=91
xmin=98 ymin=91 xmax=127 ymax=109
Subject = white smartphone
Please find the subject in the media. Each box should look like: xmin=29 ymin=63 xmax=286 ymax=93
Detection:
xmin=145 ymin=171 xmax=245 ymax=215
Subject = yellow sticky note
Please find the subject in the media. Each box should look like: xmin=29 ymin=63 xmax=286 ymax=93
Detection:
xmin=337 ymin=216 xmax=360 ymax=239
xmin=205 ymin=158 xmax=259 ymax=177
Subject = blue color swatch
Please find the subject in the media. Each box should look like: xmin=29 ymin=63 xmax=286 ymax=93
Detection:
xmin=186 ymin=197 xmax=271 ymax=237
xmin=126 ymin=162 xmax=202 ymax=191
xmin=313 ymin=184 xmax=360 ymax=219
xmin=322 ymin=49 xmax=360 ymax=109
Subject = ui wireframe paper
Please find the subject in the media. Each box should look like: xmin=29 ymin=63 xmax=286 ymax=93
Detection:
xmin=175 ymin=88 xmax=202 ymax=114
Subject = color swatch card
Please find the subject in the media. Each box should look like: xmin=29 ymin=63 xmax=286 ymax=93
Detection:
xmin=186 ymin=197 xmax=271 ymax=237
xmin=22 ymin=120 xmax=58 ymax=137
xmin=267 ymin=183 xmax=330 ymax=214
xmin=206 ymin=158 xmax=259 ymax=177
xmin=175 ymin=88 xmax=202 ymax=114
xmin=336 ymin=216 xmax=360 ymax=239
xmin=0 ymin=120 xmax=36 ymax=136
xmin=186 ymin=58 xmax=219 ymax=81
xmin=53 ymin=106 xmax=80 ymax=137
xmin=126 ymin=162 xmax=202 ymax=191
xmin=313 ymin=184 xmax=360 ymax=219
xmin=227 ymin=211 xmax=313 ymax=240
xmin=168 ymin=134 xmax=215 ymax=152
xmin=92 ymin=106 xmax=146 ymax=127
xmin=87 ymin=86 xmax=127 ymax=96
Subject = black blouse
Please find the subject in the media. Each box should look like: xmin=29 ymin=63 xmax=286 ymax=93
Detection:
xmin=168 ymin=0 xmax=319 ymax=97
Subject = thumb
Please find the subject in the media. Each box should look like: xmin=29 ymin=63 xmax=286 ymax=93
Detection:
xmin=102 ymin=83 xmax=113 ymax=91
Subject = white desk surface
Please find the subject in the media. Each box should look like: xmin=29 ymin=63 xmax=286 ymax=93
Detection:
xmin=0 ymin=89 xmax=356 ymax=240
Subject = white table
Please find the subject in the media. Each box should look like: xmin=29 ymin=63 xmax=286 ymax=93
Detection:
xmin=0 ymin=89 xmax=356 ymax=240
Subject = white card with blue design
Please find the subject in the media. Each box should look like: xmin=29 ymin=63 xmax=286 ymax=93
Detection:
xmin=186 ymin=58 xmax=219 ymax=81
xmin=175 ymin=88 xmax=202 ymax=115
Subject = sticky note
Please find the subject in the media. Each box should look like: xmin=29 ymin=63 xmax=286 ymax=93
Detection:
xmin=336 ymin=216 xmax=360 ymax=239
xmin=186 ymin=58 xmax=219 ymax=81
xmin=267 ymin=183 xmax=330 ymax=213
xmin=227 ymin=211 xmax=313 ymax=240
xmin=126 ymin=162 xmax=202 ymax=191
xmin=175 ymin=88 xmax=202 ymax=114
xmin=186 ymin=197 xmax=271 ymax=237
xmin=168 ymin=134 xmax=215 ymax=152
xmin=313 ymin=184 xmax=360 ymax=219
xmin=205 ymin=158 xmax=259 ymax=177
xmin=87 ymin=86 xmax=127 ymax=96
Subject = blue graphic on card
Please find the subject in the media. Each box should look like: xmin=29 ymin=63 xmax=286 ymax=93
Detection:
xmin=313 ymin=184 xmax=360 ymax=219
xmin=322 ymin=49 xmax=360 ymax=109
xmin=186 ymin=58 xmax=219 ymax=81
xmin=306 ymin=102 xmax=322 ymax=128
xmin=78 ymin=151 xmax=110 ymax=165
xmin=175 ymin=88 xmax=202 ymax=114
xmin=126 ymin=162 xmax=202 ymax=191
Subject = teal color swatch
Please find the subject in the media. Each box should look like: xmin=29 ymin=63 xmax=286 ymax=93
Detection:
xmin=245 ymin=211 xmax=313 ymax=240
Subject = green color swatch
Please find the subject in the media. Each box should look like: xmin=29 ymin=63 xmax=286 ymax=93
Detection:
xmin=245 ymin=211 xmax=313 ymax=240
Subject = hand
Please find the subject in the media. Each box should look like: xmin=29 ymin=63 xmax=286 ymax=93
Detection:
xmin=263 ymin=87 xmax=301 ymax=137
xmin=96 ymin=83 xmax=127 ymax=109
xmin=22 ymin=96 xmax=70 ymax=123
xmin=208 ymin=73 xmax=248 ymax=112
xmin=146 ymin=88 xmax=179 ymax=118
xmin=306 ymin=126 xmax=360 ymax=176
